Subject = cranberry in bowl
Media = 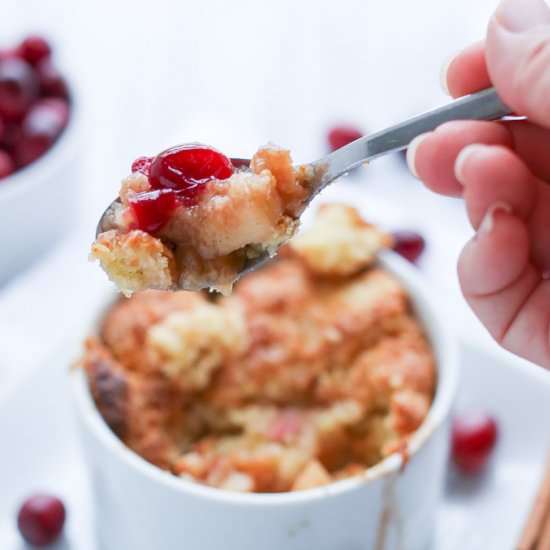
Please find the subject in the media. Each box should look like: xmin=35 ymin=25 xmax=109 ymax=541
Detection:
xmin=0 ymin=35 xmax=81 ymax=285
xmin=72 ymin=205 xmax=458 ymax=550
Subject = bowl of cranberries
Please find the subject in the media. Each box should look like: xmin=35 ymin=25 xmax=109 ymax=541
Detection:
xmin=0 ymin=35 xmax=80 ymax=285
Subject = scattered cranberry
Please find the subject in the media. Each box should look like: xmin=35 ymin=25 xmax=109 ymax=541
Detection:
xmin=327 ymin=125 xmax=363 ymax=152
xmin=392 ymin=230 xmax=426 ymax=263
xmin=0 ymin=149 xmax=15 ymax=179
xmin=0 ymin=58 xmax=40 ymax=120
xmin=17 ymin=494 xmax=66 ymax=547
xmin=18 ymin=36 xmax=51 ymax=66
xmin=36 ymin=59 xmax=68 ymax=99
xmin=15 ymin=97 xmax=69 ymax=166
xmin=131 ymin=156 xmax=153 ymax=177
xmin=452 ymin=411 xmax=498 ymax=473
xmin=129 ymin=188 xmax=178 ymax=233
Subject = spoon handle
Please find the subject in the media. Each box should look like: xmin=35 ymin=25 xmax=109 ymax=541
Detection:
xmin=365 ymin=87 xmax=513 ymax=159
xmin=315 ymin=87 xmax=513 ymax=186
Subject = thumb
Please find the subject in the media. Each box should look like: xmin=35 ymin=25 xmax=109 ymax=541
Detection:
xmin=486 ymin=0 xmax=550 ymax=128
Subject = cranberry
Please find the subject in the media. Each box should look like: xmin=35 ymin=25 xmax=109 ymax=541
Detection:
xmin=129 ymin=189 xmax=178 ymax=233
xmin=15 ymin=98 xmax=69 ymax=166
xmin=452 ymin=411 xmax=498 ymax=473
xmin=0 ymin=149 xmax=15 ymax=179
xmin=0 ymin=58 xmax=40 ymax=120
xmin=392 ymin=230 xmax=426 ymax=263
xmin=18 ymin=36 xmax=52 ymax=66
xmin=149 ymin=143 xmax=233 ymax=203
xmin=268 ymin=410 xmax=303 ymax=443
xmin=36 ymin=59 xmax=68 ymax=99
xmin=17 ymin=494 xmax=66 ymax=547
xmin=131 ymin=156 xmax=153 ymax=177
xmin=1 ymin=121 xmax=21 ymax=150
xmin=328 ymin=125 xmax=363 ymax=152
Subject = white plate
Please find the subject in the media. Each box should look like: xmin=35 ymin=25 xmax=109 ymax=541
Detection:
xmin=0 ymin=339 xmax=548 ymax=550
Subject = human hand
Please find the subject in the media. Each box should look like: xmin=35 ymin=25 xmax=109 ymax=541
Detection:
xmin=407 ymin=0 xmax=550 ymax=368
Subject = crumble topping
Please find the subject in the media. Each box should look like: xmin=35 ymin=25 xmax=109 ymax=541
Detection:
xmin=80 ymin=205 xmax=436 ymax=493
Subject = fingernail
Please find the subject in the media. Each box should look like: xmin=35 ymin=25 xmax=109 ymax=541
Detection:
xmin=495 ymin=0 xmax=550 ymax=32
xmin=478 ymin=201 xmax=513 ymax=235
xmin=439 ymin=51 xmax=459 ymax=96
xmin=454 ymin=144 xmax=487 ymax=184
xmin=406 ymin=133 xmax=431 ymax=178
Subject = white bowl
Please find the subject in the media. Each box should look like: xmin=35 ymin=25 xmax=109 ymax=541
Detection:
xmin=0 ymin=91 xmax=83 ymax=286
xmin=71 ymin=251 xmax=458 ymax=550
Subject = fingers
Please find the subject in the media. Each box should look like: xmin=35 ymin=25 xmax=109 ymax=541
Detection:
xmin=443 ymin=41 xmax=491 ymax=98
xmin=457 ymin=208 xmax=550 ymax=368
xmin=455 ymin=144 xmax=537 ymax=228
xmin=505 ymin=120 xmax=550 ymax=181
xmin=486 ymin=0 xmax=550 ymax=128
xmin=407 ymin=121 xmax=512 ymax=196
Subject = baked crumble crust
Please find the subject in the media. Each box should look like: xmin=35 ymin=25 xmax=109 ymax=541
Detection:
xmin=81 ymin=205 xmax=436 ymax=493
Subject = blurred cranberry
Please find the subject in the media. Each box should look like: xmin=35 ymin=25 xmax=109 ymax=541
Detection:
xmin=18 ymin=36 xmax=52 ymax=66
xmin=15 ymin=98 xmax=69 ymax=166
xmin=452 ymin=411 xmax=498 ymax=473
xmin=36 ymin=59 xmax=68 ymax=99
xmin=327 ymin=125 xmax=363 ymax=152
xmin=17 ymin=494 xmax=66 ymax=547
xmin=0 ymin=121 xmax=21 ymax=151
xmin=391 ymin=230 xmax=426 ymax=263
xmin=0 ymin=149 xmax=15 ymax=179
xmin=0 ymin=57 xmax=40 ymax=120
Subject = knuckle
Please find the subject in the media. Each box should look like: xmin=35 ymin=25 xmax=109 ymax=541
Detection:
xmin=514 ymin=35 xmax=550 ymax=115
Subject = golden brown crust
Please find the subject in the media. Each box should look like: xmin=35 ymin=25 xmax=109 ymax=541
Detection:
xmin=81 ymin=336 xmax=183 ymax=470
xmin=82 ymin=205 xmax=436 ymax=492
xmin=90 ymin=230 xmax=176 ymax=296
xmin=288 ymin=204 xmax=392 ymax=277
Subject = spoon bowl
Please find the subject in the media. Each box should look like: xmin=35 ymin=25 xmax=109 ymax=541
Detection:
xmin=96 ymin=87 xmax=512 ymax=282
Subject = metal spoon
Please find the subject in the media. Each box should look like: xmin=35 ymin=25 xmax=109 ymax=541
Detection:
xmin=97 ymin=87 xmax=512 ymax=278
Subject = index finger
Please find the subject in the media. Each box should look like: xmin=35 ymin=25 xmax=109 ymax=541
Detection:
xmin=444 ymin=41 xmax=492 ymax=98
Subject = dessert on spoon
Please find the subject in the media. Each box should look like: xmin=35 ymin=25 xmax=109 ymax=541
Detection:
xmin=92 ymin=87 xmax=511 ymax=295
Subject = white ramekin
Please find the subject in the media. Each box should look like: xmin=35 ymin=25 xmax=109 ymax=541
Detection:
xmin=71 ymin=250 xmax=458 ymax=550
xmin=0 ymin=86 xmax=83 ymax=286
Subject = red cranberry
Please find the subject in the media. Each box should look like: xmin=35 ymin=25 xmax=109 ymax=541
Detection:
xmin=36 ymin=59 xmax=68 ymax=99
xmin=129 ymin=189 xmax=178 ymax=233
xmin=18 ymin=36 xmax=52 ymax=66
xmin=452 ymin=411 xmax=498 ymax=473
xmin=392 ymin=230 xmax=426 ymax=263
xmin=149 ymin=143 xmax=233 ymax=204
xmin=0 ymin=58 xmax=40 ymax=120
xmin=17 ymin=494 xmax=66 ymax=547
xmin=1 ymin=121 xmax=21 ymax=150
xmin=327 ymin=125 xmax=363 ymax=152
xmin=131 ymin=156 xmax=153 ymax=177
xmin=0 ymin=149 xmax=15 ymax=179
xmin=15 ymin=98 xmax=69 ymax=166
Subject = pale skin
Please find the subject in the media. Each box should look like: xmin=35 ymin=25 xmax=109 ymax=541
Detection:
xmin=406 ymin=0 xmax=550 ymax=368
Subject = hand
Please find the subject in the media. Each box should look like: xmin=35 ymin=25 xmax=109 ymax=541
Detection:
xmin=407 ymin=0 xmax=550 ymax=368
